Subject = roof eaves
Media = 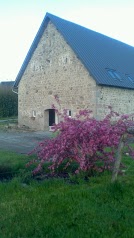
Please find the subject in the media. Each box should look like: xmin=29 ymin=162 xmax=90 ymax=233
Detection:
xmin=96 ymin=81 xmax=134 ymax=89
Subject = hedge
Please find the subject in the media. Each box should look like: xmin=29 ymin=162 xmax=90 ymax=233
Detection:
xmin=0 ymin=85 xmax=18 ymax=117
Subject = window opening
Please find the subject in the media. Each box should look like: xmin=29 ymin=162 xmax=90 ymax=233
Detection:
xmin=67 ymin=110 xmax=71 ymax=117
xmin=107 ymin=69 xmax=122 ymax=80
xmin=126 ymin=75 xmax=134 ymax=83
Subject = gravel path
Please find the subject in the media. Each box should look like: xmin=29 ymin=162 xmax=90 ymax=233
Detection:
xmin=0 ymin=130 xmax=52 ymax=154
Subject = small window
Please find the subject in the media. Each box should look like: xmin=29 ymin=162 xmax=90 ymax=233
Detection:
xmin=67 ymin=110 xmax=71 ymax=117
xmin=107 ymin=69 xmax=122 ymax=80
xmin=113 ymin=72 xmax=122 ymax=80
xmin=108 ymin=70 xmax=116 ymax=79
xmin=126 ymin=75 xmax=134 ymax=83
xmin=69 ymin=110 xmax=71 ymax=117
xmin=32 ymin=110 xmax=36 ymax=117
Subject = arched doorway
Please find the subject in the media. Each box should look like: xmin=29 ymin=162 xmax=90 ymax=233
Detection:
xmin=44 ymin=109 xmax=58 ymax=131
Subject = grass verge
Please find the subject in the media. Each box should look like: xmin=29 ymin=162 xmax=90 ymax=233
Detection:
xmin=0 ymin=118 xmax=18 ymax=130
xmin=0 ymin=151 xmax=134 ymax=238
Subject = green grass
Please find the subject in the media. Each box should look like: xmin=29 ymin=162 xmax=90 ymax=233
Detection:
xmin=0 ymin=121 xmax=7 ymax=130
xmin=0 ymin=151 xmax=134 ymax=238
xmin=0 ymin=116 xmax=18 ymax=120
xmin=0 ymin=151 xmax=34 ymax=181
xmin=0 ymin=118 xmax=18 ymax=130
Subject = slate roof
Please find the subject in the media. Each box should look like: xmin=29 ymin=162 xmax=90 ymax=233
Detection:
xmin=14 ymin=12 xmax=134 ymax=89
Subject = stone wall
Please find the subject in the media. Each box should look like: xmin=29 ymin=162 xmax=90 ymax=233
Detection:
xmin=96 ymin=85 xmax=134 ymax=119
xmin=18 ymin=21 xmax=97 ymax=130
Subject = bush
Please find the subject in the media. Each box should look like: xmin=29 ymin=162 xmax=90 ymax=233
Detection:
xmin=28 ymin=106 xmax=134 ymax=176
xmin=0 ymin=84 xmax=18 ymax=117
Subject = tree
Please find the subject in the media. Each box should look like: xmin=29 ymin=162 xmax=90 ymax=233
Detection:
xmin=28 ymin=104 xmax=134 ymax=179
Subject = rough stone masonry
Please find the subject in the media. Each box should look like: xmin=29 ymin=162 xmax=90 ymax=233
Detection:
xmin=18 ymin=21 xmax=134 ymax=130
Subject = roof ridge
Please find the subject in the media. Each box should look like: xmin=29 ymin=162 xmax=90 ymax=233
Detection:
xmin=46 ymin=12 xmax=134 ymax=49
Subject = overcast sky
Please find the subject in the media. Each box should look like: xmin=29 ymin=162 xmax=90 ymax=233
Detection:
xmin=0 ymin=0 xmax=134 ymax=81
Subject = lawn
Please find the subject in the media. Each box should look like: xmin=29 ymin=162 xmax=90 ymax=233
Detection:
xmin=0 ymin=116 xmax=17 ymax=120
xmin=0 ymin=117 xmax=18 ymax=130
xmin=0 ymin=151 xmax=134 ymax=238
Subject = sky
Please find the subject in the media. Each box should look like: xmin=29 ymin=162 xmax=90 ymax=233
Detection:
xmin=0 ymin=0 xmax=134 ymax=81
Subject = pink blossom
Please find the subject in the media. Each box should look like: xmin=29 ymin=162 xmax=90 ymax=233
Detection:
xmin=28 ymin=104 xmax=134 ymax=175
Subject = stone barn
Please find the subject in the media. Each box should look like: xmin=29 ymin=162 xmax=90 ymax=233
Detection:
xmin=13 ymin=12 xmax=134 ymax=131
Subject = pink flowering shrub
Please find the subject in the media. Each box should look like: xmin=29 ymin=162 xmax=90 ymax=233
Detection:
xmin=28 ymin=106 xmax=134 ymax=175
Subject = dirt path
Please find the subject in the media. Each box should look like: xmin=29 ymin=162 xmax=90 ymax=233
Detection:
xmin=0 ymin=130 xmax=52 ymax=154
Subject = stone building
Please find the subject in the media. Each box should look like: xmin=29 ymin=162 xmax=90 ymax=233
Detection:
xmin=13 ymin=13 xmax=134 ymax=131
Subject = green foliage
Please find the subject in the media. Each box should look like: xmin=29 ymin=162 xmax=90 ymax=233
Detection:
xmin=0 ymin=85 xmax=18 ymax=117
